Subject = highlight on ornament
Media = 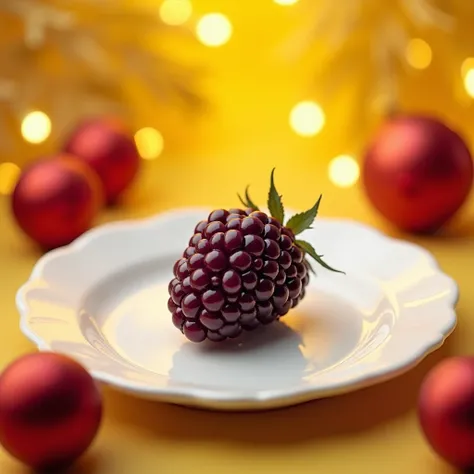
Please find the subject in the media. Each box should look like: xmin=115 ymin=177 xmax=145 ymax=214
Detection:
xmin=135 ymin=127 xmax=165 ymax=160
xmin=196 ymin=13 xmax=233 ymax=47
xmin=328 ymin=155 xmax=360 ymax=188
xmin=289 ymin=101 xmax=325 ymax=137
xmin=159 ymin=0 xmax=193 ymax=26
xmin=21 ymin=111 xmax=51 ymax=144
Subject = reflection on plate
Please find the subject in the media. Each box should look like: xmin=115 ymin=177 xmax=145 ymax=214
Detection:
xmin=16 ymin=208 xmax=458 ymax=410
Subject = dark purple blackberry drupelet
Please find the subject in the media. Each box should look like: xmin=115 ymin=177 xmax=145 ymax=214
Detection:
xmin=167 ymin=169 xmax=345 ymax=343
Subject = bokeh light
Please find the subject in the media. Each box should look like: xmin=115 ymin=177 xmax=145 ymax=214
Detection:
xmin=464 ymin=70 xmax=474 ymax=98
xmin=328 ymin=155 xmax=360 ymax=188
xmin=461 ymin=58 xmax=474 ymax=98
xmin=0 ymin=162 xmax=21 ymax=195
xmin=159 ymin=0 xmax=192 ymax=26
xmin=134 ymin=127 xmax=164 ymax=160
xmin=461 ymin=58 xmax=474 ymax=78
xmin=274 ymin=0 xmax=299 ymax=5
xmin=21 ymin=111 xmax=51 ymax=144
xmin=196 ymin=13 xmax=232 ymax=47
xmin=405 ymin=38 xmax=432 ymax=70
xmin=289 ymin=101 xmax=325 ymax=137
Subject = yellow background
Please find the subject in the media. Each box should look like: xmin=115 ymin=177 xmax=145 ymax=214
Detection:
xmin=1 ymin=1 xmax=474 ymax=472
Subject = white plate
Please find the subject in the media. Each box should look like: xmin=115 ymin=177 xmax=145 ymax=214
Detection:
xmin=16 ymin=208 xmax=458 ymax=411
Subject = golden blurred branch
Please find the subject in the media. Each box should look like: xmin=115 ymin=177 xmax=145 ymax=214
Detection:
xmin=0 ymin=0 xmax=200 ymax=152
xmin=284 ymin=0 xmax=474 ymax=144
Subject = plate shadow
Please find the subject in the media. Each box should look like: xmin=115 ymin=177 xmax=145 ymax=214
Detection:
xmin=105 ymin=312 xmax=460 ymax=446
xmin=168 ymin=322 xmax=309 ymax=392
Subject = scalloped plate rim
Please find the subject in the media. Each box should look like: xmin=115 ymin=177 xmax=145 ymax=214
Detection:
xmin=15 ymin=207 xmax=459 ymax=410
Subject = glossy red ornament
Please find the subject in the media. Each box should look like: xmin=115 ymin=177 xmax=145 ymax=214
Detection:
xmin=362 ymin=115 xmax=473 ymax=233
xmin=0 ymin=352 xmax=103 ymax=471
xmin=418 ymin=357 xmax=474 ymax=469
xmin=63 ymin=117 xmax=141 ymax=204
xmin=11 ymin=154 xmax=103 ymax=250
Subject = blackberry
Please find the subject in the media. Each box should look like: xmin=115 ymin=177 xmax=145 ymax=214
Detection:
xmin=167 ymin=169 xmax=344 ymax=343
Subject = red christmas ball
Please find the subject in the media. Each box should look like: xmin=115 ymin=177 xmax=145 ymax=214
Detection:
xmin=11 ymin=154 xmax=103 ymax=250
xmin=63 ymin=117 xmax=141 ymax=204
xmin=0 ymin=352 xmax=103 ymax=471
xmin=418 ymin=357 xmax=474 ymax=469
xmin=362 ymin=115 xmax=473 ymax=233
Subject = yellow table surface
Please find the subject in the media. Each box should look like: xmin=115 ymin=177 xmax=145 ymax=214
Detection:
xmin=1 ymin=1 xmax=474 ymax=472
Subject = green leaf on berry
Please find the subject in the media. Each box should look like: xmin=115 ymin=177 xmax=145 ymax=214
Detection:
xmin=237 ymin=186 xmax=259 ymax=211
xmin=245 ymin=186 xmax=259 ymax=211
xmin=305 ymin=258 xmax=316 ymax=276
xmin=267 ymin=168 xmax=285 ymax=224
xmin=286 ymin=195 xmax=322 ymax=235
xmin=295 ymin=239 xmax=345 ymax=274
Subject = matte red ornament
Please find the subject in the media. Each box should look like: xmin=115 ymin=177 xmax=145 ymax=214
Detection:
xmin=11 ymin=154 xmax=103 ymax=250
xmin=63 ymin=117 xmax=141 ymax=204
xmin=362 ymin=115 xmax=473 ymax=233
xmin=0 ymin=352 xmax=103 ymax=471
xmin=418 ymin=357 xmax=474 ymax=469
